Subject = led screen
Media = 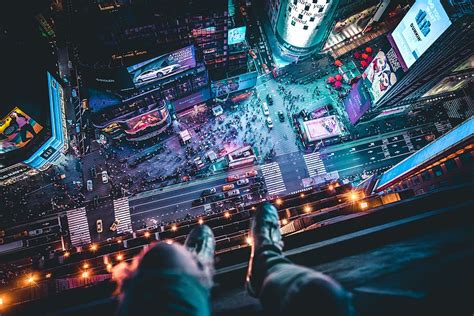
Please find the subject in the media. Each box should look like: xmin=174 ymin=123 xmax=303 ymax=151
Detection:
xmin=228 ymin=26 xmax=247 ymax=45
xmin=172 ymin=88 xmax=211 ymax=113
xmin=389 ymin=0 xmax=451 ymax=70
xmin=0 ymin=107 xmax=43 ymax=154
xmin=302 ymin=115 xmax=342 ymax=142
xmin=211 ymin=72 xmax=258 ymax=98
xmin=362 ymin=45 xmax=405 ymax=103
xmin=125 ymin=108 xmax=168 ymax=135
xmin=343 ymin=80 xmax=372 ymax=125
xmin=376 ymin=117 xmax=474 ymax=190
xmin=127 ymin=46 xmax=196 ymax=87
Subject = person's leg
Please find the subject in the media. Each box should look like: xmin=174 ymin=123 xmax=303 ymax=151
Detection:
xmin=116 ymin=225 xmax=215 ymax=316
xmin=246 ymin=202 xmax=354 ymax=316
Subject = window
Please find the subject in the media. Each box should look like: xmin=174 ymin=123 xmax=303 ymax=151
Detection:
xmin=303 ymin=25 xmax=309 ymax=30
xmin=413 ymin=176 xmax=420 ymax=185
xmin=293 ymin=0 xmax=297 ymax=4
xmin=459 ymin=151 xmax=473 ymax=165
xmin=288 ymin=7 xmax=291 ymax=12
xmin=313 ymin=0 xmax=318 ymax=3
xmin=444 ymin=159 xmax=457 ymax=171
xmin=318 ymin=7 xmax=324 ymax=12
xmin=291 ymin=20 xmax=296 ymax=26
xmin=305 ymin=5 xmax=310 ymax=10
xmin=298 ymin=14 xmax=303 ymax=19
xmin=310 ymin=17 xmax=315 ymax=22
xmin=421 ymin=171 xmax=431 ymax=181
xmin=432 ymin=166 xmax=443 ymax=177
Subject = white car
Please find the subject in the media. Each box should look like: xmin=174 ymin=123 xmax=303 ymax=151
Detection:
xmin=87 ymin=180 xmax=93 ymax=192
xmin=135 ymin=64 xmax=181 ymax=82
xmin=101 ymin=171 xmax=109 ymax=184
xmin=110 ymin=219 xmax=120 ymax=232
xmin=262 ymin=102 xmax=270 ymax=116
xmin=96 ymin=219 xmax=103 ymax=233
xmin=236 ymin=178 xmax=249 ymax=186
xmin=266 ymin=117 xmax=274 ymax=129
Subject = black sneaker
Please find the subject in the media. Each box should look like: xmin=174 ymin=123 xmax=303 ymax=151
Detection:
xmin=246 ymin=202 xmax=284 ymax=297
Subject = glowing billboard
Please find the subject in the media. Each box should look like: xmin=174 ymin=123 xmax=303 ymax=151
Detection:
xmin=362 ymin=46 xmax=405 ymax=103
xmin=125 ymin=108 xmax=169 ymax=135
xmin=0 ymin=107 xmax=43 ymax=154
xmin=302 ymin=115 xmax=342 ymax=142
xmin=127 ymin=46 xmax=196 ymax=87
xmin=344 ymin=80 xmax=372 ymax=125
xmin=228 ymin=26 xmax=247 ymax=45
xmin=211 ymin=72 xmax=258 ymax=97
xmin=376 ymin=117 xmax=474 ymax=191
xmin=389 ymin=0 xmax=451 ymax=70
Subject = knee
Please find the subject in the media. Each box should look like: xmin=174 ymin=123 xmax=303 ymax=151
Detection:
xmin=138 ymin=242 xmax=197 ymax=273
xmin=284 ymin=272 xmax=354 ymax=316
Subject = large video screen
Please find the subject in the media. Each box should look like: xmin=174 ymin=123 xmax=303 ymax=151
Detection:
xmin=124 ymin=108 xmax=168 ymax=135
xmin=0 ymin=107 xmax=43 ymax=154
xmin=211 ymin=72 xmax=258 ymax=98
xmin=376 ymin=117 xmax=474 ymax=191
xmin=228 ymin=26 xmax=247 ymax=45
xmin=127 ymin=46 xmax=196 ymax=87
xmin=362 ymin=44 xmax=406 ymax=103
xmin=302 ymin=115 xmax=342 ymax=142
xmin=389 ymin=0 xmax=451 ymax=70
xmin=344 ymin=80 xmax=372 ymax=125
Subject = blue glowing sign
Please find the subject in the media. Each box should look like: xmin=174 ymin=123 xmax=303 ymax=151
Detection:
xmin=376 ymin=117 xmax=474 ymax=190
xmin=389 ymin=0 xmax=451 ymax=70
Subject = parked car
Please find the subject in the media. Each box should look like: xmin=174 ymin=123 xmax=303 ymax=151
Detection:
xmin=262 ymin=102 xmax=270 ymax=116
xmin=236 ymin=178 xmax=249 ymax=186
xmin=226 ymin=174 xmax=240 ymax=182
xmin=201 ymin=188 xmax=217 ymax=197
xmin=135 ymin=64 xmax=181 ymax=82
xmin=212 ymin=193 xmax=226 ymax=201
xmin=266 ymin=94 xmax=273 ymax=105
xmin=226 ymin=189 xmax=240 ymax=197
xmin=101 ymin=171 xmax=109 ymax=184
xmin=222 ymin=184 xmax=235 ymax=191
xmin=96 ymin=219 xmax=103 ymax=233
xmin=249 ymin=49 xmax=257 ymax=59
xmin=87 ymin=180 xmax=93 ymax=192
xmin=266 ymin=117 xmax=274 ymax=129
xmin=90 ymin=167 xmax=97 ymax=178
xmin=245 ymin=170 xmax=258 ymax=177
xmin=192 ymin=197 xmax=206 ymax=206
xmin=278 ymin=111 xmax=285 ymax=122
xmin=262 ymin=63 xmax=270 ymax=74
xmin=110 ymin=219 xmax=120 ymax=232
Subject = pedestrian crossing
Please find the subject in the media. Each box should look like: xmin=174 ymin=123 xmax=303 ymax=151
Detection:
xmin=113 ymin=197 xmax=133 ymax=233
xmin=303 ymin=152 xmax=327 ymax=178
xmin=325 ymin=24 xmax=362 ymax=49
xmin=66 ymin=207 xmax=91 ymax=247
xmin=260 ymin=162 xmax=286 ymax=196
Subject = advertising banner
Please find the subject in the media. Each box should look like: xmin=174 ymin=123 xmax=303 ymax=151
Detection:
xmin=344 ymin=80 xmax=372 ymax=125
xmin=0 ymin=107 xmax=43 ymax=154
xmin=124 ymin=108 xmax=168 ymax=135
xmin=127 ymin=46 xmax=196 ymax=87
xmin=302 ymin=115 xmax=342 ymax=142
xmin=211 ymin=72 xmax=258 ymax=98
xmin=389 ymin=0 xmax=451 ymax=70
xmin=228 ymin=26 xmax=247 ymax=45
xmin=362 ymin=44 xmax=406 ymax=103
xmin=172 ymin=88 xmax=211 ymax=113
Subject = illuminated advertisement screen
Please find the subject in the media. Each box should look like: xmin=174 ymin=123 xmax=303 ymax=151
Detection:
xmin=302 ymin=115 xmax=342 ymax=142
xmin=228 ymin=26 xmax=247 ymax=45
xmin=344 ymin=80 xmax=372 ymax=125
xmin=172 ymin=88 xmax=211 ymax=113
xmin=211 ymin=72 xmax=258 ymax=97
xmin=0 ymin=107 xmax=43 ymax=154
xmin=389 ymin=0 xmax=451 ymax=70
xmin=376 ymin=117 xmax=474 ymax=191
xmin=124 ymin=108 xmax=168 ymax=135
xmin=23 ymin=73 xmax=67 ymax=169
xmin=362 ymin=44 xmax=406 ymax=103
xmin=127 ymin=46 xmax=196 ymax=87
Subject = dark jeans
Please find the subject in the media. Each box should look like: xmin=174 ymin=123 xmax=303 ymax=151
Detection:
xmin=255 ymin=246 xmax=354 ymax=316
xmin=116 ymin=243 xmax=211 ymax=316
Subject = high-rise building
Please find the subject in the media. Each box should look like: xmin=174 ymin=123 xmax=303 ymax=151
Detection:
xmin=371 ymin=0 xmax=474 ymax=109
xmin=67 ymin=0 xmax=230 ymax=79
xmin=265 ymin=0 xmax=380 ymax=58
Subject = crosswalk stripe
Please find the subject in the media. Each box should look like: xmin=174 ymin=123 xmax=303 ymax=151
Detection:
xmin=113 ymin=197 xmax=133 ymax=233
xmin=303 ymin=152 xmax=327 ymax=178
xmin=66 ymin=207 xmax=91 ymax=247
xmin=260 ymin=162 xmax=286 ymax=196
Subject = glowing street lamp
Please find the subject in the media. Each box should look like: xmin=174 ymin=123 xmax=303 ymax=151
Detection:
xmin=246 ymin=237 xmax=253 ymax=246
xmin=198 ymin=218 xmax=204 ymax=225
xmin=224 ymin=211 xmax=230 ymax=218
xmin=144 ymin=231 xmax=151 ymax=238
xmin=171 ymin=225 xmax=177 ymax=232
xmin=275 ymin=198 xmax=283 ymax=206
xmin=81 ymin=271 xmax=90 ymax=279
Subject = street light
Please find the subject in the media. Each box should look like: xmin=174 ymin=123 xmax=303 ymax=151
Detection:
xmin=246 ymin=237 xmax=253 ymax=246
xmin=90 ymin=244 xmax=98 ymax=251
xmin=304 ymin=205 xmax=312 ymax=213
xmin=83 ymin=263 xmax=89 ymax=269
xmin=81 ymin=271 xmax=89 ymax=279
xmin=359 ymin=201 xmax=368 ymax=210
xmin=64 ymin=251 xmax=70 ymax=257
xmin=281 ymin=218 xmax=288 ymax=225
xmin=198 ymin=218 xmax=204 ymax=225
xmin=275 ymin=198 xmax=283 ymax=206
xmin=224 ymin=211 xmax=230 ymax=218
xmin=171 ymin=225 xmax=177 ymax=232
xmin=25 ymin=275 xmax=35 ymax=285
xmin=300 ymin=193 xmax=305 ymax=198
xmin=144 ymin=231 xmax=151 ymax=238
xmin=116 ymin=254 xmax=124 ymax=261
